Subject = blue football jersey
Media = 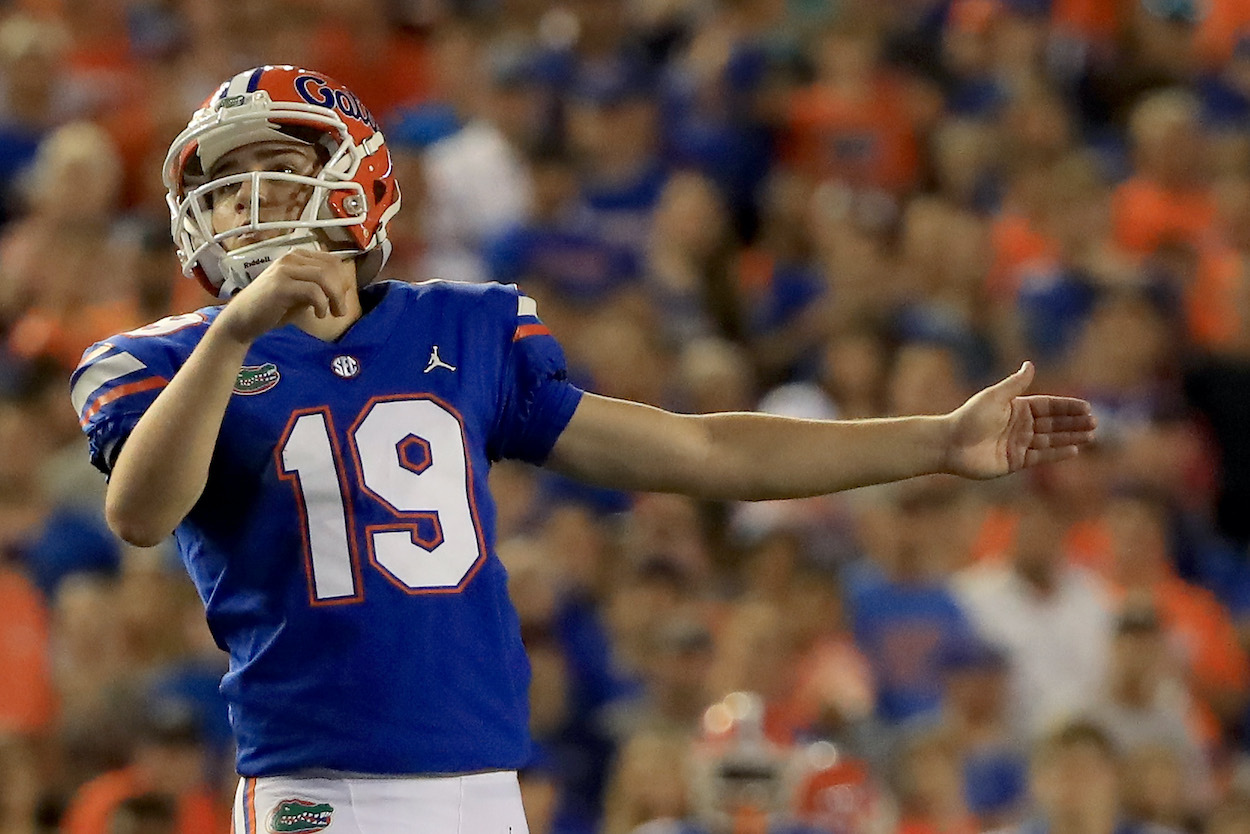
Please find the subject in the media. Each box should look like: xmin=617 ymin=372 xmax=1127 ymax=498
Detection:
xmin=70 ymin=280 xmax=584 ymax=776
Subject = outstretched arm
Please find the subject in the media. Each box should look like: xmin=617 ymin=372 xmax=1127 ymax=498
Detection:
xmin=545 ymin=362 xmax=1095 ymax=499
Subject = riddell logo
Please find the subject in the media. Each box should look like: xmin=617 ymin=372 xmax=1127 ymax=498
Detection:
xmin=244 ymin=257 xmax=270 ymax=270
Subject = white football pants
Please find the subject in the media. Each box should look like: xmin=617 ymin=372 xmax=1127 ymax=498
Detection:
xmin=232 ymin=770 xmax=530 ymax=834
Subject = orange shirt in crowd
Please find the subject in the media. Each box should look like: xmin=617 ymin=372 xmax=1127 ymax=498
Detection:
xmin=783 ymin=79 xmax=920 ymax=194
xmin=1197 ymin=0 xmax=1250 ymax=67
xmin=897 ymin=816 xmax=980 ymax=834
xmin=1187 ymin=244 xmax=1249 ymax=351
xmin=1050 ymin=0 xmax=1127 ymax=43
xmin=1111 ymin=177 xmax=1217 ymax=256
xmin=970 ymin=506 xmax=1115 ymax=577
xmin=98 ymin=95 xmax=175 ymax=210
xmin=309 ymin=25 xmax=431 ymax=120
xmin=61 ymin=766 xmax=227 ymax=834
xmin=0 ymin=568 xmax=55 ymax=735
xmin=1141 ymin=578 xmax=1250 ymax=698
xmin=7 ymin=269 xmax=215 ymax=370
xmin=1108 ymin=576 xmax=1250 ymax=746
xmin=987 ymin=212 xmax=1057 ymax=299
xmin=1050 ymin=0 xmax=1250 ymax=64
xmin=7 ymin=300 xmax=145 ymax=370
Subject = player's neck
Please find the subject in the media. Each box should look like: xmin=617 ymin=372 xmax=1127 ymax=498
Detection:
xmin=290 ymin=285 xmax=363 ymax=341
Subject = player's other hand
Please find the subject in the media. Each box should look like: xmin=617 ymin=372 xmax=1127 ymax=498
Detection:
xmin=942 ymin=361 xmax=1097 ymax=479
xmin=215 ymin=249 xmax=353 ymax=344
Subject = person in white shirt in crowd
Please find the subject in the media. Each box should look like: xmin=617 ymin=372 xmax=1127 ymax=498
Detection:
xmin=418 ymin=34 xmax=536 ymax=283
xmin=952 ymin=492 xmax=1113 ymax=736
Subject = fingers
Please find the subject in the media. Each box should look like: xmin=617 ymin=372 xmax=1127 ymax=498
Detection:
xmin=1029 ymin=430 xmax=1097 ymax=449
xmin=281 ymin=280 xmax=331 ymax=319
xmin=279 ymin=264 xmax=347 ymax=317
xmin=1024 ymin=395 xmax=1095 ymax=418
xmin=1032 ymin=414 xmax=1098 ymax=433
xmin=268 ymin=250 xmax=351 ymax=317
xmin=1024 ymin=446 xmax=1081 ymax=467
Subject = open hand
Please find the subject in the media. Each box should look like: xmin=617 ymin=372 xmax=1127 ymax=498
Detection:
xmin=943 ymin=362 xmax=1097 ymax=479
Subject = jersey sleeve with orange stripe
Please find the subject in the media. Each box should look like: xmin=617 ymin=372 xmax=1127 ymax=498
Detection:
xmin=69 ymin=309 xmax=218 ymax=475
xmin=487 ymin=286 xmax=583 ymax=464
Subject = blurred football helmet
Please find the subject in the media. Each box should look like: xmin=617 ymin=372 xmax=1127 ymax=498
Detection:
xmin=163 ymin=65 xmax=401 ymax=298
xmin=691 ymin=693 xmax=795 ymax=831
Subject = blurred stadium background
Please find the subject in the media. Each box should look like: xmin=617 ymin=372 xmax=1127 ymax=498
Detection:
xmin=3 ymin=0 xmax=1250 ymax=832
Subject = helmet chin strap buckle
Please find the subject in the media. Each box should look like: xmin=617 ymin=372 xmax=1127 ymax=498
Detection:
xmin=218 ymin=233 xmax=323 ymax=297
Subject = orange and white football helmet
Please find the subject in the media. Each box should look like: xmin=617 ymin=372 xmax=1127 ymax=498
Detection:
xmin=163 ymin=65 xmax=401 ymax=298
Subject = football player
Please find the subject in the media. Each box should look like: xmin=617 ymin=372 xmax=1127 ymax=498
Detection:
xmin=70 ymin=66 xmax=1095 ymax=834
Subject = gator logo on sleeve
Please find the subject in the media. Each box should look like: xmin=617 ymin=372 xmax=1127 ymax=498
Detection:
xmin=234 ymin=363 xmax=280 ymax=395
xmin=268 ymin=799 xmax=333 ymax=833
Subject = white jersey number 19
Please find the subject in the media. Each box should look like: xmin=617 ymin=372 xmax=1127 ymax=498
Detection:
xmin=277 ymin=397 xmax=484 ymax=603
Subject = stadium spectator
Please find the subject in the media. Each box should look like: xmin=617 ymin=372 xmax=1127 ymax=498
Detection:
xmin=779 ymin=557 xmax=878 ymax=751
xmin=1017 ymin=721 xmax=1140 ymax=834
xmin=606 ymin=623 xmax=710 ymax=765
xmin=655 ymin=0 xmax=776 ymax=235
xmin=567 ymin=59 xmax=669 ymax=268
xmin=1206 ymin=795 xmax=1250 ymax=834
xmin=0 ymin=14 xmax=80 ymax=224
xmin=1121 ymin=743 xmax=1202 ymax=832
xmin=733 ymin=171 xmax=829 ymax=380
xmin=418 ymin=33 xmax=537 ymax=284
xmin=646 ymin=171 xmax=739 ymax=344
xmin=852 ymin=482 xmax=977 ymax=724
xmin=954 ymin=495 xmax=1114 ymax=735
xmin=892 ymin=725 xmax=979 ymax=834
xmin=1064 ymin=288 xmax=1176 ymax=436
xmin=1104 ymin=490 xmax=1250 ymax=734
xmin=783 ymin=17 xmax=921 ymax=196
xmin=1090 ymin=602 xmax=1213 ymax=805
xmin=300 ymin=0 xmax=430 ymax=123
xmin=486 ymin=142 xmax=640 ymax=306
xmin=887 ymin=339 xmax=973 ymax=419
xmin=0 ymin=121 xmax=139 ymax=370
xmin=601 ymin=731 xmax=691 ymax=834
xmin=60 ymin=703 xmax=226 ymax=834
xmin=932 ymin=637 xmax=1029 ymax=827
xmin=1112 ymin=89 xmax=1215 ymax=258
xmin=105 ymin=793 xmax=176 ymax=834
xmin=1009 ymin=153 xmax=1122 ymax=362
xmin=706 ymin=601 xmax=806 ymax=742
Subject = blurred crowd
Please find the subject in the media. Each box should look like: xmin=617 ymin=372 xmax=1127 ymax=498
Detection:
xmin=3 ymin=0 xmax=1250 ymax=833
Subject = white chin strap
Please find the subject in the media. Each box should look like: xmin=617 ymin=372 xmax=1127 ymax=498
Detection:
xmin=216 ymin=233 xmax=324 ymax=297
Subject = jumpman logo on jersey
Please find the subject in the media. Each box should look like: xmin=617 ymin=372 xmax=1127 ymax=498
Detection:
xmin=423 ymin=345 xmax=456 ymax=374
